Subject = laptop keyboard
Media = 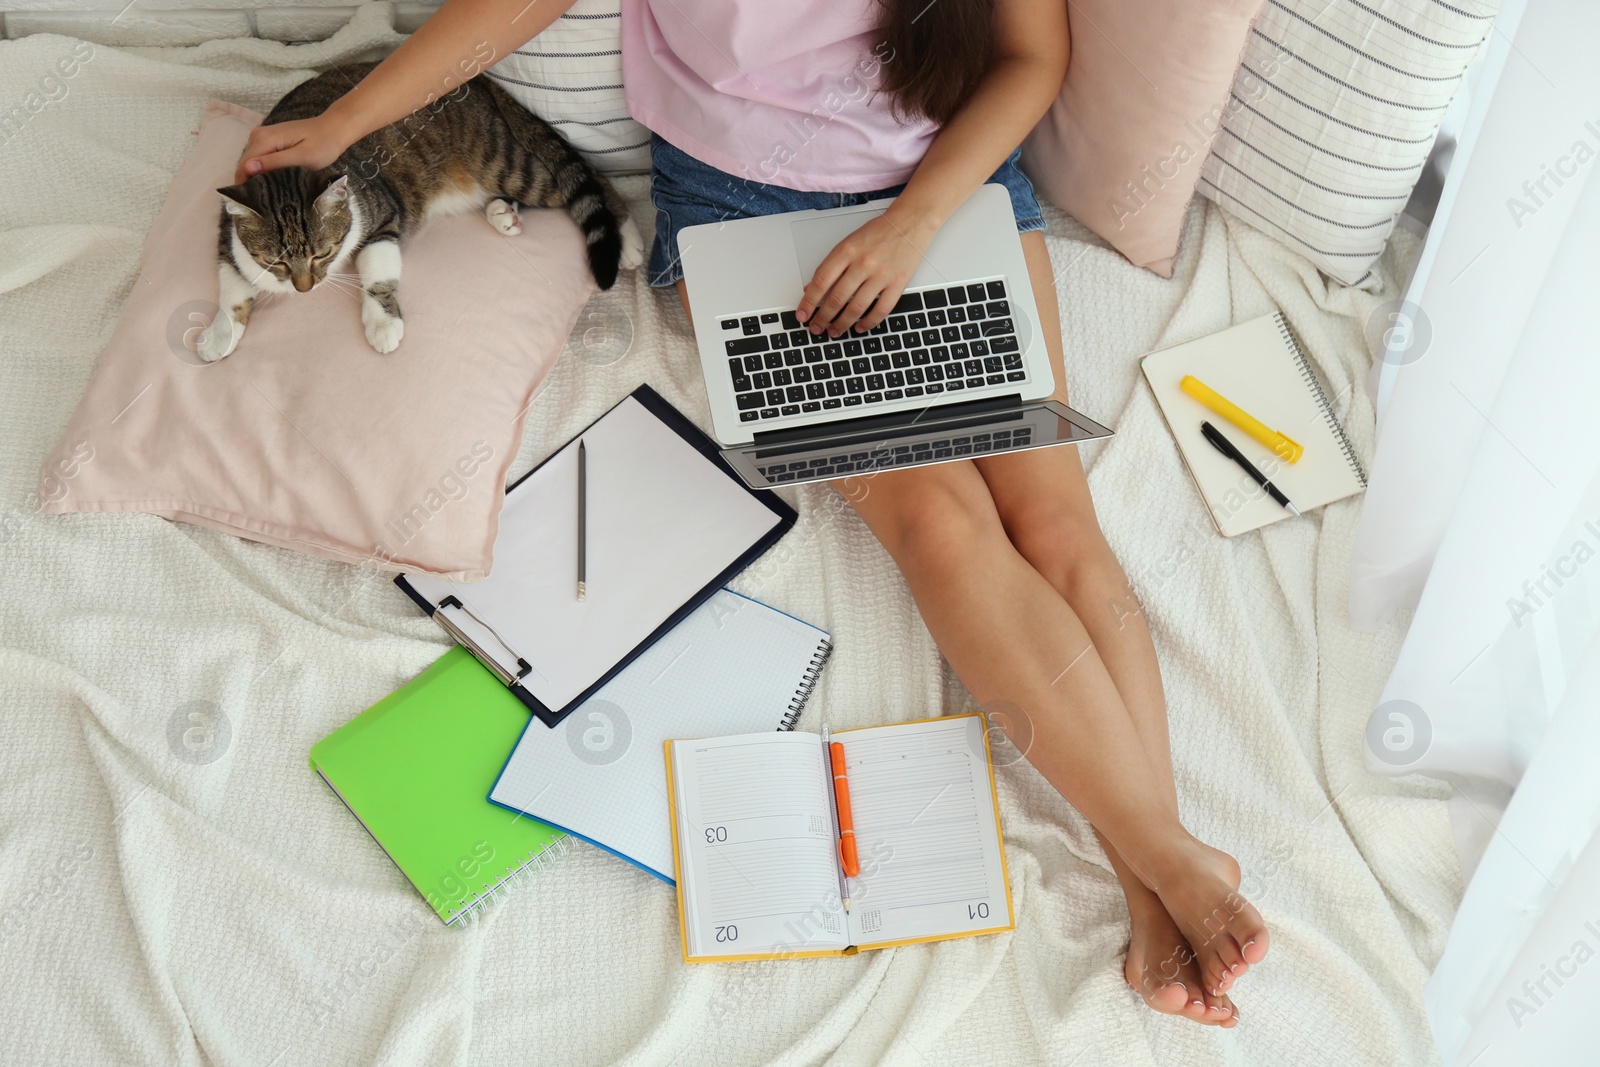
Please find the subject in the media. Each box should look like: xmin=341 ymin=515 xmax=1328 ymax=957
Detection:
xmin=718 ymin=278 xmax=1026 ymax=424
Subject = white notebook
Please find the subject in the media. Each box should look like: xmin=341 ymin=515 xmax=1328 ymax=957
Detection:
xmin=665 ymin=714 xmax=1014 ymax=962
xmin=489 ymin=589 xmax=831 ymax=882
xmin=1140 ymin=313 xmax=1367 ymax=537
xmin=400 ymin=387 xmax=793 ymax=723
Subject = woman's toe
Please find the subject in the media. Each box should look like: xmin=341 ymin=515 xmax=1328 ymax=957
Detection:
xmin=1201 ymin=986 xmax=1235 ymax=1024
xmin=1203 ymin=936 xmax=1247 ymax=995
xmin=1144 ymin=979 xmax=1190 ymax=1015
xmin=1126 ymin=949 xmax=1193 ymax=1016
xmin=1172 ymin=956 xmax=1226 ymax=1025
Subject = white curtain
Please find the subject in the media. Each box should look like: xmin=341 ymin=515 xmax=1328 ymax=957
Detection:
xmin=1346 ymin=0 xmax=1600 ymax=1062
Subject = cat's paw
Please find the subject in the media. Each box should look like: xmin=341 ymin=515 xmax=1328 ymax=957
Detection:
xmin=486 ymin=198 xmax=523 ymax=236
xmin=361 ymin=284 xmax=403 ymax=353
xmin=196 ymin=312 xmax=242 ymax=362
xmin=364 ymin=314 xmax=405 ymax=354
xmin=619 ymin=215 xmax=645 ymax=270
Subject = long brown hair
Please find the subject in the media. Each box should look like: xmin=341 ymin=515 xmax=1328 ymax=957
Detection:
xmin=877 ymin=0 xmax=996 ymax=125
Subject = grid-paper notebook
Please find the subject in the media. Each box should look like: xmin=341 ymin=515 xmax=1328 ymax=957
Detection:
xmin=665 ymin=714 xmax=1014 ymax=962
xmin=398 ymin=386 xmax=795 ymax=727
xmin=309 ymin=647 xmax=565 ymax=925
xmin=489 ymin=589 xmax=831 ymax=882
xmin=1140 ymin=312 xmax=1367 ymax=537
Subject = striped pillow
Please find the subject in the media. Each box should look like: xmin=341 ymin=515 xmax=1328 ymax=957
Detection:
xmin=484 ymin=0 xmax=651 ymax=176
xmin=1198 ymin=0 xmax=1498 ymax=286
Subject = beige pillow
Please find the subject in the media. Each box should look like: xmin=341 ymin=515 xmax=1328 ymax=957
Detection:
xmin=37 ymin=100 xmax=596 ymax=581
xmin=1022 ymin=0 xmax=1265 ymax=277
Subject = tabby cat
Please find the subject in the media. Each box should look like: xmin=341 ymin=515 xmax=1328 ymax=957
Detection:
xmin=198 ymin=63 xmax=643 ymax=362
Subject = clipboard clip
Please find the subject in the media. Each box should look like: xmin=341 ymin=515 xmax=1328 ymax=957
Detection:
xmin=433 ymin=595 xmax=533 ymax=686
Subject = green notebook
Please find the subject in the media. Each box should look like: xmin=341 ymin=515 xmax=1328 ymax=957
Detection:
xmin=311 ymin=646 xmax=565 ymax=924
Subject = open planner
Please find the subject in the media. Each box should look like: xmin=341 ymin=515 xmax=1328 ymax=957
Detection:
xmin=489 ymin=589 xmax=832 ymax=882
xmin=1141 ymin=312 xmax=1367 ymax=537
xmin=665 ymin=714 xmax=1014 ymax=962
xmin=398 ymin=385 xmax=796 ymax=726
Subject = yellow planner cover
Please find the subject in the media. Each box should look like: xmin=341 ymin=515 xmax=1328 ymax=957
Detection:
xmin=664 ymin=713 xmax=1014 ymax=963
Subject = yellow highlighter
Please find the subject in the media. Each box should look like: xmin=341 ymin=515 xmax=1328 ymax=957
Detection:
xmin=1179 ymin=375 xmax=1304 ymax=464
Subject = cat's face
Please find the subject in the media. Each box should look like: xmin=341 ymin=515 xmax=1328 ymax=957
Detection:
xmin=217 ymin=171 xmax=354 ymax=293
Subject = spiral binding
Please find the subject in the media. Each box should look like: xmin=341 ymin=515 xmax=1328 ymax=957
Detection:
xmin=447 ymin=834 xmax=574 ymax=927
xmin=1275 ymin=313 xmax=1367 ymax=488
xmin=779 ymin=640 xmax=834 ymax=731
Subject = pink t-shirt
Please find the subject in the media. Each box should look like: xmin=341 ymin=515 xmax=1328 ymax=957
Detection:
xmin=619 ymin=0 xmax=937 ymax=192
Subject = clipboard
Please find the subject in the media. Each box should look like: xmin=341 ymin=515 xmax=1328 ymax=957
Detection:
xmin=395 ymin=384 xmax=796 ymax=727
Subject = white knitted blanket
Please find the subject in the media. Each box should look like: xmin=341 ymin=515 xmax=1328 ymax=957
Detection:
xmin=0 ymin=7 xmax=1459 ymax=1064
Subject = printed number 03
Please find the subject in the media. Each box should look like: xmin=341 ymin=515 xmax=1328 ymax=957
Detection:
xmin=704 ymin=826 xmax=727 ymax=844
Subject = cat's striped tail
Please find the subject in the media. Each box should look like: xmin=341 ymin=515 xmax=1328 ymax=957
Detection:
xmin=553 ymin=160 xmax=625 ymax=291
xmin=485 ymin=81 xmax=627 ymax=290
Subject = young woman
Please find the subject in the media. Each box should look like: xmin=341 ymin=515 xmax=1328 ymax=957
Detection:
xmin=237 ymin=0 xmax=1268 ymax=1025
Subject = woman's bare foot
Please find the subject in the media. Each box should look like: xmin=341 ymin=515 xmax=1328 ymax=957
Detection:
xmin=1143 ymin=839 xmax=1270 ymax=999
xmin=1124 ymin=887 xmax=1238 ymax=1026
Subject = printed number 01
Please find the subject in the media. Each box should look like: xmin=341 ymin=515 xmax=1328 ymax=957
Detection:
xmin=967 ymin=902 xmax=989 ymax=920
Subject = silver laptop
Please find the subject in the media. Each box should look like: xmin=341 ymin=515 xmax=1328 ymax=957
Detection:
xmin=679 ymin=183 xmax=1113 ymax=488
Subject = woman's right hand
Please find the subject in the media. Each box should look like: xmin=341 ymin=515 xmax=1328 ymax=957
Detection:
xmin=233 ymin=115 xmax=354 ymax=184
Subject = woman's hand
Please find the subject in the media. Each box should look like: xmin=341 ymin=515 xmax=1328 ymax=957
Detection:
xmin=228 ymin=0 xmax=584 ymax=186
xmin=233 ymin=115 xmax=356 ymax=184
xmin=796 ymin=209 xmax=938 ymax=337
xmin=794 ymin=0 xmax=1067 ymax=337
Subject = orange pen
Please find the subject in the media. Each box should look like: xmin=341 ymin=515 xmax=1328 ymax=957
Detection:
xmin=826 ymin=730 xmax=860 ymax=878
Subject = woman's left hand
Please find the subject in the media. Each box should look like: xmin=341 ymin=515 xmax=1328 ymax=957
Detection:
xmin=796 ymin=210 xmax=937 ymax=337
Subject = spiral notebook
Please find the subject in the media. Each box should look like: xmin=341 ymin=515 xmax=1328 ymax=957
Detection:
xmin=309 ymin=647 xmax=566 ymax=925
xmin=489 ymin=589 xmax=832 ymax=882
xmin=1140 ymin=312 xmax=1367 ymax=537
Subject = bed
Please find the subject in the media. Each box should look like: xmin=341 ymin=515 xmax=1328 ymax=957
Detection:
xmin=0 ymin=8 xmax=1461 ymax=1064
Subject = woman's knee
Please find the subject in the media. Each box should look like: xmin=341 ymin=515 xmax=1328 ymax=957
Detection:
xmin=1004 ymin=499 xmax=1121 ymax=600
xmin=843 ymin=467 xmax=1007 ymax=574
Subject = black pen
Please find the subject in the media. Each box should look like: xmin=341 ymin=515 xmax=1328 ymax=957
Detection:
xmin=1200 ymin=421 xmax=1299 ymax=516
xmin=576 ymin=439 xmax=587 ymax=601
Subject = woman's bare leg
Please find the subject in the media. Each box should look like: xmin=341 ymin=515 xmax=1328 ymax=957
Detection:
xmin=837 ymin=458 xmax=1266 ymax=1003
xmin=977 ymin=444 xmax=1234 ymax=1020
xmin=970 ymin=232 xmax=1256 ymax=1021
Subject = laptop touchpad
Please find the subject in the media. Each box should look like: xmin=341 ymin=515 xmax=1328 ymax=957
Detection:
xmin=790 ymin=207 xmax=886 ymax=281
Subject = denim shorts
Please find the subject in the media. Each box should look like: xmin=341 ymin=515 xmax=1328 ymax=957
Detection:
xmin=646 ymin=133 xmax=1046 ymax=288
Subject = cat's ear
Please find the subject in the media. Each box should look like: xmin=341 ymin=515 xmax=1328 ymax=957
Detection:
xmin=216 ymin=186 xmax=259 ymax=219
xmin=315 ymin=175 xmax=351 ymax=214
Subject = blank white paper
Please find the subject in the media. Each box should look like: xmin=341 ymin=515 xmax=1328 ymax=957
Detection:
xmin=405 ymin=394 xmax=786 ymax=710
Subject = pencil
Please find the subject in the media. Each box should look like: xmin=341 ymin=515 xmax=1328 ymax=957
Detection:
xmin=576 ymin=439 xmax=587 ymax=601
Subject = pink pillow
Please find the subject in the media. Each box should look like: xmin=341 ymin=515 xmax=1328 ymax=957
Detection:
xmin=37 ymin=100 xmax=596 ymax=581
xmin=1021 ymin=0 xmax=1264 ymax=277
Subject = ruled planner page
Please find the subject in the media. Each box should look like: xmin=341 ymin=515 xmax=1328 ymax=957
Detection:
xmin=671 ymin=732 xmax=848 ymax=959
xmin=841 ymin=715 xmax=1012 ymax=947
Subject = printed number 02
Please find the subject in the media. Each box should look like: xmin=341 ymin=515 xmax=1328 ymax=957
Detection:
xmin=704 ymin=826 xmax=727 ymax=844
xmin=968 ymin=902 xmax=989 ymax=920
xmin=715 ymin=924 xmax=739 ymax=942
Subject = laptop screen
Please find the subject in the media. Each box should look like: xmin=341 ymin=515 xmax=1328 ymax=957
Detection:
xmin=717 ymin=400 xmax=1113 ymax=489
